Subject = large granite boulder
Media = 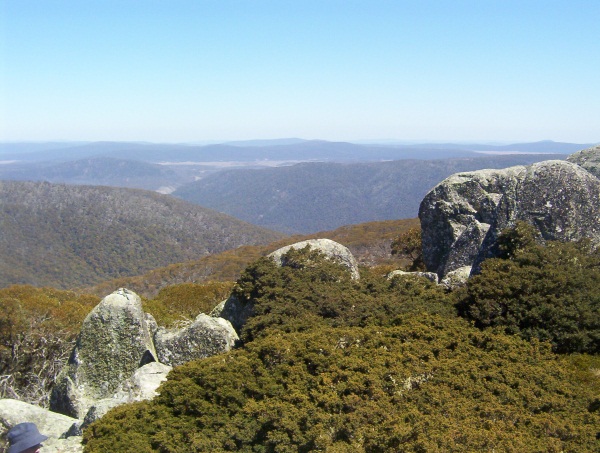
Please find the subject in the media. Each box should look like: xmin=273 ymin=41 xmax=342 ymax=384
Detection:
xmin=154 ymin=314 xmax=238 ymax=366
xmin=268 ymin=239 xmax=360 ymax=280
xmin=419 ymin=160 xmax=600 ymax=278
xmin=50 ymin=288 xmax=158 ymax=418
xmin=567 ymin=144 xmax=600 ymax=178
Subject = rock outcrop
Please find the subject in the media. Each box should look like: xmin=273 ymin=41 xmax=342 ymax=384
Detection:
xmin=51 ymin=288 xmax=157 ymax=419
xmin=211 ymin=294 xmax=254 ymax=333
xmin=268 ymin=239 xmax=360 ymax=280
xmin=567 ymin=144 xmax=600 ymax=178
xmin=419 ymin=160 xmax=600 ymax=278
xmin=51 ymin=288 xmax=237 ymax=422
xmin=154 ymin=314 xmax=238 ymax=366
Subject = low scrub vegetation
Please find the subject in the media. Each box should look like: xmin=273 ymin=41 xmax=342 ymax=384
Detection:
xmin=0 ymin=286 xmax=99 ymax=406
xmin=83 ymin=230 xmax=600 ymax=452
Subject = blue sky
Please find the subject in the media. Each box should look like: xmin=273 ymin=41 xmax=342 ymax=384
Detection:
xmin=1 ymin=0 xmax=598 ymax=143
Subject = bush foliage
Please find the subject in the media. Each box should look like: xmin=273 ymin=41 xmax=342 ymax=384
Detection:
xmin=84 ymin=245 xmax=600 ymax=452
xmin=143 ymin=281 xmax=234 ymax=328
xmin=456 ymin=222 xmax=600 ymax=354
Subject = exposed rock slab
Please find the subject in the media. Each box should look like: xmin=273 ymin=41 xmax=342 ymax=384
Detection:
xmin=154 ymin=314 xmax=238 ymax=367
xmin=419 ymin=160 xmax=600 ymax=278
xmin=567 ymin=144 xmax=600 ymax=178
xmin=268 ymin=239 xmax=360 ymax=280
xmin=51 ymin=288 xmax=157 ymax=418
xmin=0 ymin=399 xmax=77 ymax=438
xmin=387 ymin=270 xmax=439 ymax=284
xmin=0 ymin=399 xmax=82 ymax=452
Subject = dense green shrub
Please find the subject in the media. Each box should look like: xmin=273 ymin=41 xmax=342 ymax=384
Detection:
xmin=84 ymin=247 xmax=600 ymax=451
xmin=390 ymin=226 xmax=425 ymax=271
xmin=456 ymin=223 xmax=600 ymax=353
xmin=233 ymin=247 xmax=453 ymax=342
xmin=84 ymin=315 xmax=600 ymax=452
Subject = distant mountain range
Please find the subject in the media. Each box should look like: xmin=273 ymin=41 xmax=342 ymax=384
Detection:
xmin=173 ymin=153 xmax=568 ymax=234
xmin=0 ymin=181 xmax=284 ymax=289
xmin=0 ymin=139 xmax=590 ymax=193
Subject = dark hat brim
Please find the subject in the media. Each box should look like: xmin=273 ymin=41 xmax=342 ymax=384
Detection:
xmin=8 ymin=432 xmax=48 ymax=453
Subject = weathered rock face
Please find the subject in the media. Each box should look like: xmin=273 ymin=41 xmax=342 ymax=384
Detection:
xmin=440 ymin=266 xmax=472 ymax=290
xmin=50 ymin=288 xmax=157 ymax=418
xmin=567 ymin=144 xmax=600 ymax=178
xmin=268 ymin=239 xmax=360 ymax=280
xmin=419 ymin=160 xmax=600 ymax=278
xmin=211 ymin=294 xmax=254 ymax=333
xmin=154 ymin=314 xmax=238 ymax=366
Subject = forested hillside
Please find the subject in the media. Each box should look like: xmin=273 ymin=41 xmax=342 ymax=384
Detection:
xmin=0 ymin=157 xmax=184 ymax=191
xmin=86 ymin=218 xmax=419 ymax=298
xmin=0 ymin=181 xmax=284 ymax=289
xmin=174 ymin=154 xmax=565 ymax=233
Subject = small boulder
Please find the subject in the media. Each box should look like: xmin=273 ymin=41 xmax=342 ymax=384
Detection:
xmin=269 ymin=239 xmax=360 ymax=280
xmin=77 ymin=361 xmax=172 ymax=430
xmin=387 ymin=270 xmax=439 ymax=284
xmin=440 ymin=266 xmax=472 ymax=289
xmin=154 ymin=314 xmax=238 ymax=367
xmin=0 ymin=399 xmax=77 ymax=439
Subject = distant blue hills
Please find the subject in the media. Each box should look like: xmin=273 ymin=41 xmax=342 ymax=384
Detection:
xmin=0 ymin=139 xmax=592 ymax=163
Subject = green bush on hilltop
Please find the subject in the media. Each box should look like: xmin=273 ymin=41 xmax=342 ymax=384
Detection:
xmin=233 ymin=246 xmax=452 ymax=342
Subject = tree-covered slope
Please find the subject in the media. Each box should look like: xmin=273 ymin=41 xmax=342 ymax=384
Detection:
xmin=173 ymin=154 xmax=566 ymax=234
xmin=86 ymin=218 xmax=419 ymax=298
xmin=0 ymin=181 xmax=285 ymax=289
xmin=0 ymin=157 xmax=184 ymax=191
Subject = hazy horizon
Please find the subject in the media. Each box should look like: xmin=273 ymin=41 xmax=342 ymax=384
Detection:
xmin=1 ymin=1 xmax=598 ymax=144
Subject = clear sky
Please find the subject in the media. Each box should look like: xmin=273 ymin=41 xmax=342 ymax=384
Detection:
xmin=1 ymin=0 xmax=598 ymax=143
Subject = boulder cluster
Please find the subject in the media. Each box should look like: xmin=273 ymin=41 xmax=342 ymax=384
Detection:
xmin=1 ymin=289 xmax=239 ymax=452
